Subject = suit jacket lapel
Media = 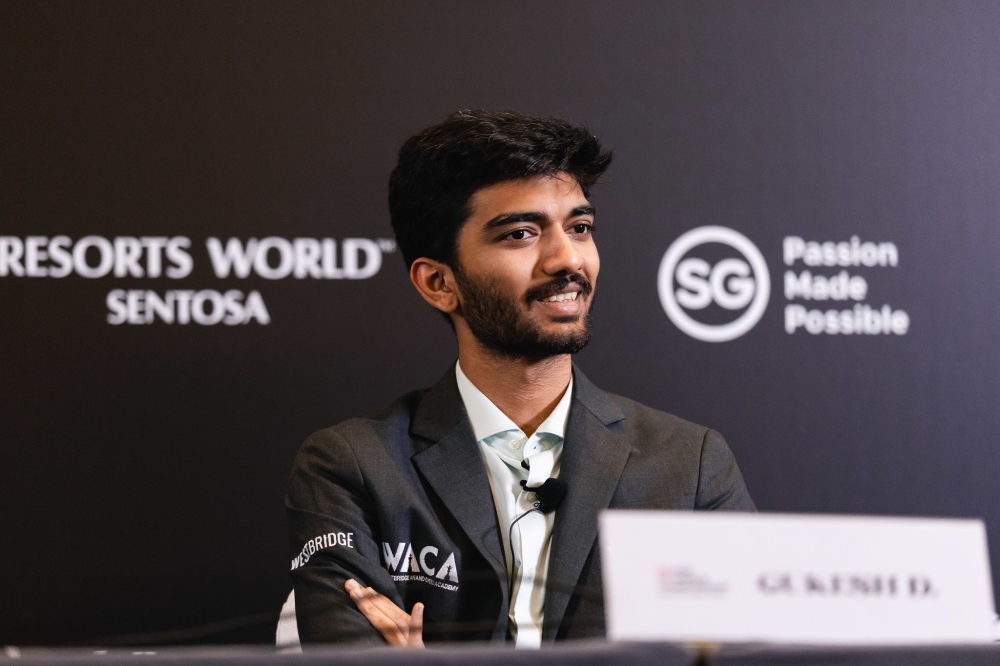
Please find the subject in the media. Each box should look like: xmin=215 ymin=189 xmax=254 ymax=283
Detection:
xmin=543 ymin=365 xmax=630 ymax=641
xmin=410 ymin=366 xmax=509 ymax=606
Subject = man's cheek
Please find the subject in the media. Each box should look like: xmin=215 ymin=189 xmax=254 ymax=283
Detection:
xmin=586 ymin=244 xmax=600 ymax=280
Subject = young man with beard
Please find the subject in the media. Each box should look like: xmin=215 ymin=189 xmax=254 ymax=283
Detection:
xmin=285 ymin=111 xmax=755 ymax=648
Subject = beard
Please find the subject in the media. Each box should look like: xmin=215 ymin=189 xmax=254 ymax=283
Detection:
xmin=452 ymin=264 xmax=595 ymax=359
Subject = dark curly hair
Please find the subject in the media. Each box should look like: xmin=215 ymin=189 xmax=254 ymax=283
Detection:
xmin=388 ymin=110 xmax=613 ymax=269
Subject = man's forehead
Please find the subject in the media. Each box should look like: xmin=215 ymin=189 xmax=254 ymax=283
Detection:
xmin=467 ymin=174 xmax=589 ymax=221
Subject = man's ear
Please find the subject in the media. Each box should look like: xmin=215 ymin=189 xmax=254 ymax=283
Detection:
xmin=409 ymin=257 xmax=460 ymax=315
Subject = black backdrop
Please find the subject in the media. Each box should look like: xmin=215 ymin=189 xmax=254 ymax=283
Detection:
xmin=3 ymin=0 xmax=1000 ymax=646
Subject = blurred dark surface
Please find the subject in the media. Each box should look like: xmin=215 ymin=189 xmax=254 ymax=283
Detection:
xmin=5 ymin=643 xmax=1000 ymax=666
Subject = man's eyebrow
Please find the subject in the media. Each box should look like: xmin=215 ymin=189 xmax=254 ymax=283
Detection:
xmin=482 ymin=211 xmax=546 ymax=231
xmin=482 ymin=206 xmax=596 ymax=231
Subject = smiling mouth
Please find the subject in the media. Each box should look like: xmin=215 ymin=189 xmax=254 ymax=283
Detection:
xmin=541 ymin=292 xmax=579 ymax=303
xmin=526 ymin=274 xmax=592 ymax=307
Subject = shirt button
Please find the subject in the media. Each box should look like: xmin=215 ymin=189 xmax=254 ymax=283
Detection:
xmin=508 ymin=440 xmax=521 ymax=450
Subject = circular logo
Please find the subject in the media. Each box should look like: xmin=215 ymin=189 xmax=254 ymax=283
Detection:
xmin=657 ymin=226 xmax=770 ymax=342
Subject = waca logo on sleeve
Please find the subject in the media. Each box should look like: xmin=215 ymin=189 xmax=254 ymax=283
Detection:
xmin=382 ymin=541 xmax=460 ymax=591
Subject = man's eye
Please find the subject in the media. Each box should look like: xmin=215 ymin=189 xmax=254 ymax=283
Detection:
xmin=573 ymin=224 xmax=592 ymax=234
xmin=507 ymin=230 xmax=528 ymax=240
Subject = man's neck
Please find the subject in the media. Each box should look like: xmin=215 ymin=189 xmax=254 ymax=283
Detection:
xmin=457 ymin=340 xmax=572 ymax=438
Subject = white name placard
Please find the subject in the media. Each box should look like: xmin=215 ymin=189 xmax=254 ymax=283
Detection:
xmin=600 ymin=511 xmax=995 ymax=644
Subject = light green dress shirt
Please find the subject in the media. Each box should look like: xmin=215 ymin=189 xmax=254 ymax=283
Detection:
xmin=454 ymin=361 xmax=573 ymax=648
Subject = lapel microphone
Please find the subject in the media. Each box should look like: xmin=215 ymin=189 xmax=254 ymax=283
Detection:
xmin=519 ymin=477 xmax=567 ymax=514
xmin=507 ymin=476 xmax=568 ymax=592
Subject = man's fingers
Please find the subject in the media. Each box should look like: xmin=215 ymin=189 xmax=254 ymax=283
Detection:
xmin=353 ymin=595 xmax=405 ymax=644
xmin=364 ymin=587 xmax=410 ymax=630
xmin=343 ymin=579 xmax=426 ymax=648
xmin=407 ymin=603 xmax=424 ymax=647
xmin=345 ymin=580 xmax=406 ymax=645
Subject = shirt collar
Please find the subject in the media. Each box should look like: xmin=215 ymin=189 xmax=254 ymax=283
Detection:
xmin=455 ymin=360 xmax=573 ymax=443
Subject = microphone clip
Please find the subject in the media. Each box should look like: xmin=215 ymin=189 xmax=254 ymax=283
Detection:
xmin=519 ymin=478 xmax=567 ymax=514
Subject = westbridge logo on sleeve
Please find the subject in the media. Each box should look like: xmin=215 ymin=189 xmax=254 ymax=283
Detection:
xmin=291 ymin=531 xmax=355 ymax=570
xmin=0 ymin=234 xmax=396 ymax=325
xmin=657 ymin=227 xmax=909 ymax=341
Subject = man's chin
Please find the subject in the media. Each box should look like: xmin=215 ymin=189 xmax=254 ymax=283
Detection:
xmin=473 ymin=321 xmax=592 ymax=359
xmin=523 ymin=322 xmax=592 ymax=356
xmin=548 ymin=315 xmax=584 ymax=325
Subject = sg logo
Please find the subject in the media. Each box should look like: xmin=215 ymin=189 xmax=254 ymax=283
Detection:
xmin=657 ymin=226 xmax=770 ymax=342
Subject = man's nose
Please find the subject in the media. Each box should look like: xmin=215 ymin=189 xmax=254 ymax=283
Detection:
xmin=540 ymin=228 xmax=584 ymax=275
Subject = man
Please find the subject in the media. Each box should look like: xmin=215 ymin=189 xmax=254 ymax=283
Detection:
xmin=285 ymin=110 xmax=754 ymax=647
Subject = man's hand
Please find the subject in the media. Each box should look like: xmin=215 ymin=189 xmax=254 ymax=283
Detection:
xmin=345 ymin=579 xmax=424 ymax=647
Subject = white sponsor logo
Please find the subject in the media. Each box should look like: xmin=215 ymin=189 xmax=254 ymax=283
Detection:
xmin=290 ymin=531 xmax=355 ymax=570
xmin=782 ymin=235 xmax=909 ymax=336
xmin=105 ymin=289 xmax=270 ymax=325
xmin=0 ymin=235 xmax=394 ymax=280
xmin=657 ymin=226 xmax=770 ymax=342
xmin=0 ymin=235 xmax=194 ymax=279
xmin=382 ymin=541 xmax=460 ymax=591
xmin=782 ymin=236 xmax=898 ymax=269
xmin=205 ymin=237 xmax=388 ymax=280
xmin=0 ymin=234 xmax=395 ymax=325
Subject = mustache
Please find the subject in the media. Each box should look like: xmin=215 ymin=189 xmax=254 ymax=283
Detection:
xmin=524 ymin=273 xmax=593 ymax=303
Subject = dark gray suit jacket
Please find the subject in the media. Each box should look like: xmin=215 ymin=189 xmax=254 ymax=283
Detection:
xmin=285 ymin=364 xmax=754 ymax=645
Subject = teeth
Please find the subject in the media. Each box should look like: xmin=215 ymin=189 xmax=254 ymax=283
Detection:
xmin=543 ymin=292 xmax=578 ymax=303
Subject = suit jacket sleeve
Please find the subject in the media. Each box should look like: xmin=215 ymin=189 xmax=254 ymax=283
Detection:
xmin=285 ymin=428 xmax=398 ymax=645
xmin=694 ymin=429 xmax=756 ymax=511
